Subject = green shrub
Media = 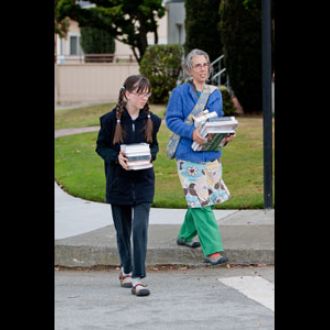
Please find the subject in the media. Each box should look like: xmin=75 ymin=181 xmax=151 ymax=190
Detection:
xmin=140 ymin=44 xmax=183 ymax=104
xmin=219 ymin=85 xmax=236 ymax=116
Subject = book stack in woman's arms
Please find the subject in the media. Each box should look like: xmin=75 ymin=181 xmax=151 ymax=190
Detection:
xmin=191 ymin=116 xmax=238 ymax=152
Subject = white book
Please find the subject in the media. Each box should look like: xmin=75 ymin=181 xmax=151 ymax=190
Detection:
xmin=125 ymin=154 xmax=151 ymax=162
xmin=127 ymin=163 xmax=153 ymax=170
xmin=192 ymin=109 xmax=218 ymax=126
xmin=120 ymin=143 xmax=150 ymax=154
xmin=204 ymin=116 xmax=238 ymax=128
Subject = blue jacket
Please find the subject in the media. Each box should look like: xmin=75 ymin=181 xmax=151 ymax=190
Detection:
xmin=96 ymin=108 xmax=161 ymax=205
xmin=165 ymin=82 xmax=223 ymax=163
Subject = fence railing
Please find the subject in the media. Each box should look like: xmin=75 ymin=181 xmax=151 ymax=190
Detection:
xmin=210 ymin=54 xmax=233 ymax=95
xmin=55 ymin=53 xmax=136 ymax=65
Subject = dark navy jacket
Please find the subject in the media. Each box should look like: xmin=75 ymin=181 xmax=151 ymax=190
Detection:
xmin=96 ymin=108 xmax=161 ymax=205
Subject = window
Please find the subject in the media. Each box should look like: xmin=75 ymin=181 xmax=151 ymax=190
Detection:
xmin=176 ymin=23 xmax=182 ymax=45
xmin=70 ymin=36 xmax=81 ymax=55
xmin=76 ymin=1 xmax=96 ymax=9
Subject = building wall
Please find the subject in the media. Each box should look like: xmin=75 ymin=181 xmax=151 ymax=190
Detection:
xmin=165 ymin=0 xmax=185 ymax=45
xmin=54 ymin=4 xmax=169 ymax=104
xmin=55 ymin=63 xmax=140 ymax=104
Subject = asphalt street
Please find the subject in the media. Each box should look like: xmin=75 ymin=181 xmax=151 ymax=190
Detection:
xmin=55 ymin=265 xmax=274 ymax=330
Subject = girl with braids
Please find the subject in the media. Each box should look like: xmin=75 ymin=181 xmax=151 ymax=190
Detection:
xmin=96 ymin=75 xmax=161 ymax=297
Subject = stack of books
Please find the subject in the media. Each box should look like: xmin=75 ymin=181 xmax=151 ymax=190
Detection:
xmin=192 ymin=109 xmax=218 ymax=125
xmin=120 ymin=143 xmax=153 ymax=170
xmin=191 ymin=116 xmax=238 ymax=151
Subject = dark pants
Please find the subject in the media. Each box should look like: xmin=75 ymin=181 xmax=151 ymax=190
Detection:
xmin=111 ymin=203 xmax=151 ymax=278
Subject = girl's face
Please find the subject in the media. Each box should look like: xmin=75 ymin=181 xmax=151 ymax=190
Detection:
xmin=126 ymin=88 xmax=151 ymax=109
xmin=189 ymin=55 xmax=210 ymax=85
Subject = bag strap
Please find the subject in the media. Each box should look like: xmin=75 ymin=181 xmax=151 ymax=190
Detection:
xmin=185 ymin=84 xmax=218 ymax=124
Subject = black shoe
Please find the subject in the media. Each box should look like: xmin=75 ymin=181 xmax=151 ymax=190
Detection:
xmin=177 ymin=238 xmax=201 ymax=248
xmin=204 ymin=255 xmax=229 ymax=265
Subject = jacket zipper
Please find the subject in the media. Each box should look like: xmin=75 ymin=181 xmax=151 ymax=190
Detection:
xmin=132 ymin=121 xmax=136 ymax=202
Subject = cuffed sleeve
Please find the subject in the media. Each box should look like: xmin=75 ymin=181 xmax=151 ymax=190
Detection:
xmin=150 ymin=115 xmax=162 ymax=161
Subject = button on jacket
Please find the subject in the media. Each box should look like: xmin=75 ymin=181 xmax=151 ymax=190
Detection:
xmin=166 ymin=82 xmax=224 ymax=163
xmin=96 ymin=108 xmax=162 ymax=205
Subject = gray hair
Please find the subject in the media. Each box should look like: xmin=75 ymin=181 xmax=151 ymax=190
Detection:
xmin=182 ymin=49 xmax=213 ymax=78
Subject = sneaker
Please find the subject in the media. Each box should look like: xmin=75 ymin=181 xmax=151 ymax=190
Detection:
xmin=177 ymin=238 xmax=201 ymax=248
xmin=204 ymin=255 xmax=229 ymax=265
xmin=119 ymin=272 xmax=133 ymax=288
xmin=131 ymin=283 xmax=150 ymax=297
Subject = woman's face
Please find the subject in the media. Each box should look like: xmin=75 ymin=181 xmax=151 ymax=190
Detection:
xmin=189 ymin=55 xmax=210 ymax=85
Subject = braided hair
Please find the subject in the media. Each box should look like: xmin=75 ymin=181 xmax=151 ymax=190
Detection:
xmin=113 ymin=75 xmax=153 ymax=144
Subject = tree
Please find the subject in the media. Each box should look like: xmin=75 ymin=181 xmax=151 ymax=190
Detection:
xmin=184 ymin=0 xmax=223 ymax=62
xmin=54 ymin=0 xmax=70 ymax=38
xmin=219 ymin=0 xmax=262 ymax=113
xmin=55 ymin=0 xmax=165 ymax=63
xmin=80 ymin=26 xmax=116 ymax=54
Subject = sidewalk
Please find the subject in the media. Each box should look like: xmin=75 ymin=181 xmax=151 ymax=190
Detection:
xmin=55 ymin=182 xmax=274 ymax=268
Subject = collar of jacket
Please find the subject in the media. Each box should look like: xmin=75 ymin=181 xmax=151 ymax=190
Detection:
xmin=121 ymin=108 xmax=149 ymax=122
xmin=187 ymin=81 xmax=200 ymax=102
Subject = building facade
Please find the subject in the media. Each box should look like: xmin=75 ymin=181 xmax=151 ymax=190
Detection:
xmin=164 ymin=0 xmax=185 ymax=45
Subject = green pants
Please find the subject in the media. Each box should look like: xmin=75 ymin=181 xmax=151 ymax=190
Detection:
xmin=178 ymin=206 xmax=223 ymax=256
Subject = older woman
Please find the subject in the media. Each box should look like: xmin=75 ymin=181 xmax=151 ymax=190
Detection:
xmin=165 ymin=49 xmax=235 ymax=265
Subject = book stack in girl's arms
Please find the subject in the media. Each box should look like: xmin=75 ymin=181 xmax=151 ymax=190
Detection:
xmin=120 ymin=143 xmax=153 ymax=170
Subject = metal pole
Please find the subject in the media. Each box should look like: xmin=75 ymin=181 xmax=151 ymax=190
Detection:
xmin=262 ymin=0 xmax=273 ymax=209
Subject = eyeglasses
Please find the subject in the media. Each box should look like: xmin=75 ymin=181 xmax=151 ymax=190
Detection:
xmin=131 ymin=91 xmax=152 ymax=98
xmin=192 ymin=63 xmax=209 ymax=70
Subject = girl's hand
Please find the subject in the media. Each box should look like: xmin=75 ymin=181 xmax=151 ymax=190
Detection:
xmin=118 ymin=151 xmax=129 ymax=170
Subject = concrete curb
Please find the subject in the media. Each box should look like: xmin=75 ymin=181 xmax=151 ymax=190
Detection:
xmin=55 ymin=244 xmax=274 ymax=268
xmin=55 ymin=213 xmax=274 ymax=268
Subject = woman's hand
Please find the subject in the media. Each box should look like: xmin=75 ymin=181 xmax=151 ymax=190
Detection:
xmin=118 ymin=151 xmax=129 ymax=170
xmin=223 ymin=133 xmax=236 ymax=146
xmin=192 ymin=128 xmax=207 ymax=145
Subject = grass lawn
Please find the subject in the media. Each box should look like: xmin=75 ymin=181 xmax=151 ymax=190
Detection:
xmin=55 ymin=103 xmax=166 ymax=129
xmin=55 ymin=107 xmax=274 ymax=209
